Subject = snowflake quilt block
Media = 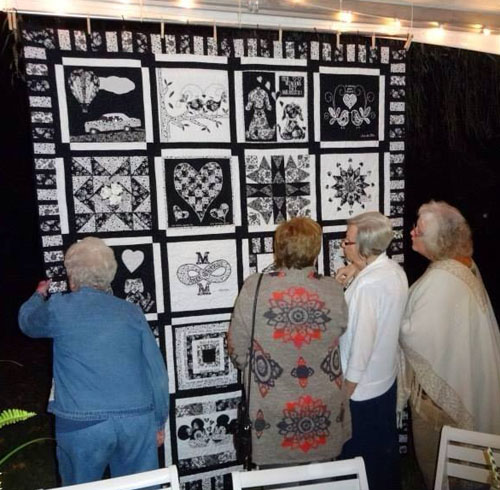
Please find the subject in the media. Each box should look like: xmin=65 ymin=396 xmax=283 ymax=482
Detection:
xmin=104 ymin=237 xmax=164 ymax=321
xmin=55 ymin=58 xmax=153 ymax=150
xmin=320 ymin=152 xmax=380 ymax=222
xmin=166 ymin=239 xmax=239 ymax=312
xmin=171 ymin=315 xmax=238 ymax=391
xmin=156 ymin=149 xmax=241 ymax=236
xmin=71 ymin=155 xmax=152 ymax=233
xmin=235 ymin=59 xmax=308 ymax=143
xmin=175 ymin=391 xmax=239 ymax=471
xmin=244 ymin=148 xmax=316 ymax=232
xmin=314 ymin=67 xmax=385 ymax=148
xmin=156 ymin=60 xmax=231 ymax=143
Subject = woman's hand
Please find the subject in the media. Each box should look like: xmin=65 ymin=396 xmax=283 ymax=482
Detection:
xmin=36 ymin=279 xmax=51 ymax=298
xmin=335 ymin=263 xmax=359 ymax=286
xmin=156 ymin=429 xmax=165 ymax=447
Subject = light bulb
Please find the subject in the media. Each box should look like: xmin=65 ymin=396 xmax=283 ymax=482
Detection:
xmin=339 ymin=10 xmax=353 ymax=24
xmin=248 ymin=0 xmax=259 ymax=13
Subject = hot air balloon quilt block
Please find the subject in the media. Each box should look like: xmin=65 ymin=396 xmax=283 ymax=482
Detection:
xmin=244 ymin=148 xmax=316 ymax=232
xmin=320 ymin=152 xmax=382 ymax=221
xmin=314 ymin=66 xmax=385 ymax=147
xmin=166 ymin=239 xmax=239 ymax=313
xmin=54 ymin=58 xmax=153 ymax=150
xmin=104 ymin=236 xmax=164 ymax=321
xmin=70 ymin=155 xmax=152 ymax=233
xmin=155 ymin=148 xmax=241 ymax=236
xmin=155 ymin=58 xmax=231 ymax=143
xmin=234 ymin=59 xmax=308 ymax=143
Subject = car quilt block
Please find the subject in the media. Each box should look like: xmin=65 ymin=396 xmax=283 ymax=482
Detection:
xmin=22 ymin=19 xmax=407 ymax=488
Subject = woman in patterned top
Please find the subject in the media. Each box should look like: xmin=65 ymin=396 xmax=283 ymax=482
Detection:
xmin=228 ymin=217 xmax=351 ymax=466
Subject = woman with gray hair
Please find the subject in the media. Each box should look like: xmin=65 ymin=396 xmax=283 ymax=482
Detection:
xmin=336 ymin=211 xmax=408 ymax=490
xmin=19 ymin=237 xmax=169 ymax=486
xmin=399 ymin=201 xmax=500 ymax=489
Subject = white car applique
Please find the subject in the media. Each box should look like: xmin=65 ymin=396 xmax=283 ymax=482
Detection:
xmin=84 ymin=113 xmax=142 ymax=134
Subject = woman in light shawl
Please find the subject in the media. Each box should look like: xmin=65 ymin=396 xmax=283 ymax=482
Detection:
xmin=398 ymin=200 xmax=500 ymax=489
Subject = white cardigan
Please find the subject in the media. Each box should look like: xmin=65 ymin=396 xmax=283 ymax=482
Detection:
xmin=399 ymin=260 xmax=500 ymax=433
xmin=340 ymin=253 xmax=408 ymax=401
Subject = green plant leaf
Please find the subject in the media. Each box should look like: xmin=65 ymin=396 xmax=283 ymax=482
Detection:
xmin=0 ymin=437 xmax=54 ymax=467
xmin=0 ymin=409 xmax=36 ymax=430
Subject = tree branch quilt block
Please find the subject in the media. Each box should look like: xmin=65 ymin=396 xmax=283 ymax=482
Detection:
xmin=156 ymin=64 xmax=231 ymax=143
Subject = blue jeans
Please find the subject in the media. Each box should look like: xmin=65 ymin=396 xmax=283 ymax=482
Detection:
xmin=56 ymin=411 xmax=158 ymax=486
xmin=340 ymin=381 xmax=400 ymax=490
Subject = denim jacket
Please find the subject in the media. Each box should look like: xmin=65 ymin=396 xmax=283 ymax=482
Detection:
xmin=19 ymin=288 xmax=169 ymax=429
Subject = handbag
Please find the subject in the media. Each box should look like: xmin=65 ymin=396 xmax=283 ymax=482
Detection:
xmin=234 ymin=273 xmax=264 ymax=471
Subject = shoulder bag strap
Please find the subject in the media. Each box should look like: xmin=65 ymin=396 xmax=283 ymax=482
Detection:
xmin=246 ymin=273 xmax=264 ymax=419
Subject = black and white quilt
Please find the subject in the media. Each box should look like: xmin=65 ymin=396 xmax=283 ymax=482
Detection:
xmin=22 ymin=20 xmax=407 ymax=488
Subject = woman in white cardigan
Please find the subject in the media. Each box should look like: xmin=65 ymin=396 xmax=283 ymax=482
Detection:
xmin=398 ymin=200 xmax=500 ymax=490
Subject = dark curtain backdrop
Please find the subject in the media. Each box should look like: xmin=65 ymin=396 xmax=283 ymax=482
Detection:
xmin=405 ymin=43 xmax=500 ymax=315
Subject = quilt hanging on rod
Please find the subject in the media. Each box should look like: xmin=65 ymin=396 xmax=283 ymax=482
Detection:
xmin=21 ymin=17 xmax=406 ymax=490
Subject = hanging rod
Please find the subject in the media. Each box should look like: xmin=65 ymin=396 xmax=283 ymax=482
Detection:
xmin=4 ymin=7 xmax=408 ymax=43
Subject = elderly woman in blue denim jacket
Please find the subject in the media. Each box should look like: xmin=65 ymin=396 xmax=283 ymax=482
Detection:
xmin=19 ymin=237 xmax=169 ymax=486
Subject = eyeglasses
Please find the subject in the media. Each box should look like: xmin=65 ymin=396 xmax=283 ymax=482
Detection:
xmin=341 ymin=239 xmax=357 ymax=247
xmin=412 ymin=223 xmax=425 ymax=237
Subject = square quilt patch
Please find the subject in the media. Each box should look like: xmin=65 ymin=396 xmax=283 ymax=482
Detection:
xmin=156 ymin=66 xmax=230 ymax=143
xmin=175 ymin=391 xmax=240 ymax=471
xmin=156 ymin=149 xmax=241 ymax=236
xmin=235 ymin=63 xmax=308 ymax=143
xmin=166 ymin=239 xmax=239 ymax=312
xmin=71 ymin=155 xmax=152 ymax=232
xmin=104 ymin=237 xmax=164 ymax=320
xmin=244 ymin=148 xmax=316 ymax=232
xmin=320 ymin=152 xmax=380 ymax=221
xmin=314 ymin=67 xmax=385 ymax=148
xmin=172 ymin=315 xmax=238 ymax=391
xmin=55 ymin=58 xmax=153 ymax=150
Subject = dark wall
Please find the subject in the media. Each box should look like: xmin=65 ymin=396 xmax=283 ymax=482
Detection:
xmin=405 ymin=43 xmax=500 ymax=316
xmin=0 ymin=14 xmax=45 ymax=345
xmin=1 ymin=14 xmax=499 ymax=339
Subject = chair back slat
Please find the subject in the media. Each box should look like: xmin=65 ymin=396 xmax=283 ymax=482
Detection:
xmin=232 ymin=458 xmax=368 ymax=490
xmin=46 ymin=466 xmax=180 ymax=490
xmin=434 ymin=426 xmax=500 ymax=490
xmin=448 ymin=444 xmax=500 ymax=465
xmin=446 ymin=462 xmax=491 ymax=484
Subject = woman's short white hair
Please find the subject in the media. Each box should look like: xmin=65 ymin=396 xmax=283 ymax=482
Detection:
xmin=348 ymin=211 xmax=393 ymax=258
xmin=64 ymin=237 xmax=117 ymax=290
xmin=418 ymin=200 xmax=473 ymax=260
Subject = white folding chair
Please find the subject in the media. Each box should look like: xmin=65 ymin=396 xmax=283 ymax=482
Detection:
xmin=434 ymin=425 xmax=500 ymax=490
xmin=46 ymin=465 xmax=180 ymax=490
xmin=232 ymin=458 xmax=369 ymax=490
